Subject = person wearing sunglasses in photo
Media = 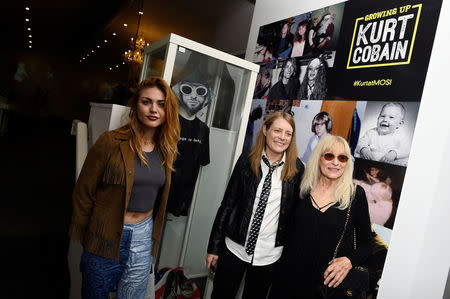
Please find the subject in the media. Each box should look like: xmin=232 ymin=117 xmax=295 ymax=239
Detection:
xmin=206 ymin=112 xmax=304 ymax=299
xmin=166 ymin=71 xmax=212 ymax=218
xmin=269 ymin=135 xmax=372 ymax=299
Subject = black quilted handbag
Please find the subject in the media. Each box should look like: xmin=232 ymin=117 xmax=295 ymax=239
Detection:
xmin=316 ymin=193 xmax=369 ymax=299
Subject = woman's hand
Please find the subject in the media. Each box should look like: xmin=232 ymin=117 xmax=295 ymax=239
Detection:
xmin=323 ymin=257 xmax=352 ymax=288
xmin=206 ymin=254 xmax=219 ymax=270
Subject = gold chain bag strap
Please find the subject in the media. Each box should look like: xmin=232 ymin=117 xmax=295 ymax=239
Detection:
xmin=331 ymin=192 xmax=353 ymax=261
xmin=330 ymin=191 xmax=369 ymax=298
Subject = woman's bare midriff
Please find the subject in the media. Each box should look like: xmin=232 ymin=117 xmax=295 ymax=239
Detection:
xmin=124 ymin=209 xmax=153 ymax=224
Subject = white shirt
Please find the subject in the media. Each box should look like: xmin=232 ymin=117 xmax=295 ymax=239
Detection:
xmin=225 ymin=152 xmax=285 ymax=266
xmin=291 ymin=40 xmax=305 ymax=57
xmin=355 ymin=127 xmax=410 ymax=166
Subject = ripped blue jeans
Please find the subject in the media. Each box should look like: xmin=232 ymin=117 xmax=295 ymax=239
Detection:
xmin=80 ymin=215 xmax=153 ymax=299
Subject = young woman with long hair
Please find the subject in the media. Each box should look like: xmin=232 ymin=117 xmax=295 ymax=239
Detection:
xmin=298 ymin=57 xmax=328 ymax=101
xmin=291 ymin=20 xmax=310 ymax=58
xmin=69 ymin=76 xmax=180 ymax=299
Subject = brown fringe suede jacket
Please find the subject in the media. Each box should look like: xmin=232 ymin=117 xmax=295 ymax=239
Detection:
xmin=69 ymin=129 xmax=171 ymax=261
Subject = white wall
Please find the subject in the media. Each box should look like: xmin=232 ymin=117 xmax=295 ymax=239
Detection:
xmin=377 ymin=0 xmax=450 ymax=296
xmin=246 ymin=1 xmax=450 ymax=298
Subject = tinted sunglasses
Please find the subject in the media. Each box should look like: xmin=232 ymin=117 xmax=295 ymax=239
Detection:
xmin=180 ymin=84 xmax=208 ymax=97
xmin=322 ymin=153 xmax=349 ymax=163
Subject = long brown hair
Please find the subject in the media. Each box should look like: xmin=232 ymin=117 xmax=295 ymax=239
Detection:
xmin=294 ymin=20 xmax=308 ymax=43
xmin=249 ymin=112 xmax=298 ymax=180
xmin=118 ymin=76 xmax=180 ymax=170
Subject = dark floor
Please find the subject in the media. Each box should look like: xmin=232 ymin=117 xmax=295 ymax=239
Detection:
xmin=0 ymin=112 xmax=74 ymax=298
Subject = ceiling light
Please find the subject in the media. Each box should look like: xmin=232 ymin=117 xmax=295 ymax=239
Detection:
xmin=91 ymin=50 xmax=94 ymax=53
xmin=116 ymin=65 xmax=118 ymax=68
xmin=25 ymin=7 xmax=30 ymax=10
xmin=113 ymin=33 xmax=116 ymax=36
xmin=122 ymin=62 xmax=125 ymax=64
xmin=25 ymin=18 xmax=29 ymax=22
xmin=122 ymin=10 xmax=146 ymax=65
xmin=123 ymin=24 xmax=127 ymax=27
xmin=82 ymin=57 xmax=85 ymax=60
xmin=29 ymin=35 xmax=32 ymax=38
xmin=147 ymin=43 xmax=149 ymax=46
xmin=109 ymin=67 xmax=112 ymax=70
xmin=29 ymin=45 xmax=32 ymax=48
xmin=97 ymin=45 xmax=100 ymax=48
xmin=123 ymin=37 xmax=146 ymax=64
xmin=104 ymin=40 xmax=107 ymax=43
xmin=29 ymin=40 xmax=32 ymax=43
xmin=27 ymin=28 xmax=31 ymax=31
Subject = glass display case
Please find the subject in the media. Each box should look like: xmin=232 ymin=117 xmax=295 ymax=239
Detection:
xmin=140 ymin=34 xmax=259 ymax=282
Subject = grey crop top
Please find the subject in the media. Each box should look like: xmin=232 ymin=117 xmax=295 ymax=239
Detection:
xmin=127 ymin=150 xmax=166 ymax=212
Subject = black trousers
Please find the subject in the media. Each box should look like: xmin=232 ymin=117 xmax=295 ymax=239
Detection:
xmin=211 ymin=246 xmax=277 ymax=299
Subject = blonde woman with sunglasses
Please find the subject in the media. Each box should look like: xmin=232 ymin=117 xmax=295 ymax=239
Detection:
xmin=270 ymin=135 xmax=372 ymax=299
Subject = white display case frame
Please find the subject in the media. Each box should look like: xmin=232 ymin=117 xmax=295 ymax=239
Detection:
xmin=141 ymin=33 xmax=259 ymax=167
xmin=139 ymin=33 xmax=260 ymax=291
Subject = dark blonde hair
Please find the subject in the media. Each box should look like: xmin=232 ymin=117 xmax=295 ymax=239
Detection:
xmin=249 ymin=112 xmax=298 ymax=180
xmin=118 ymin=76 xmax=180 ymax=171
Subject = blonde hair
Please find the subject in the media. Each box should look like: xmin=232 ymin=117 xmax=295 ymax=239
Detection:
xmin=249 ymin=112 xmax=298 ymax=180
xmin=300 ymin=135 xmax=355 ymax=209
xmin=118 ymin=76 xmax=180 ymax=171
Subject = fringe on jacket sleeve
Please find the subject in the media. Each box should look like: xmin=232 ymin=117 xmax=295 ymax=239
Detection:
xmin=69 ymin=132 xmax=113 ymax=244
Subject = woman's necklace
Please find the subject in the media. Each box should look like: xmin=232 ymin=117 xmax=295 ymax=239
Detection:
xmin=310 ymin=194 xmax=335 ymax=211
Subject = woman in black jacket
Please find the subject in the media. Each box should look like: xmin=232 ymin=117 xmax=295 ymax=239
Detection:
xmin=206 ymin=112 xmax=304 ymax=299
xmin=269 ymin=135 xmax=372 ymax=298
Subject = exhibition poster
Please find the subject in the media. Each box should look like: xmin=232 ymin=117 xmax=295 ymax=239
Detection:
xmin=247 ymin=0 xmax=442 ymax=287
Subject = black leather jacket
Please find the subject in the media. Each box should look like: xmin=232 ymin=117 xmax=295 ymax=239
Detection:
xmin=207 ymin=153 xmax=304 ymax=255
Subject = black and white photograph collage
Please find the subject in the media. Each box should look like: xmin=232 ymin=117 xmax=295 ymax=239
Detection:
xmin=246 ymin=1 xmax=425 ymax=259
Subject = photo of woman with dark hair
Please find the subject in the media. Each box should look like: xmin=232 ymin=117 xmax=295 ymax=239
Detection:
xmin=298 ymin=57 xmax=327 ymax=101
xmin=272 ymin=21 xmax=294 ymax=60
xmin=291 ymin=20 xmax=311 ymax=58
